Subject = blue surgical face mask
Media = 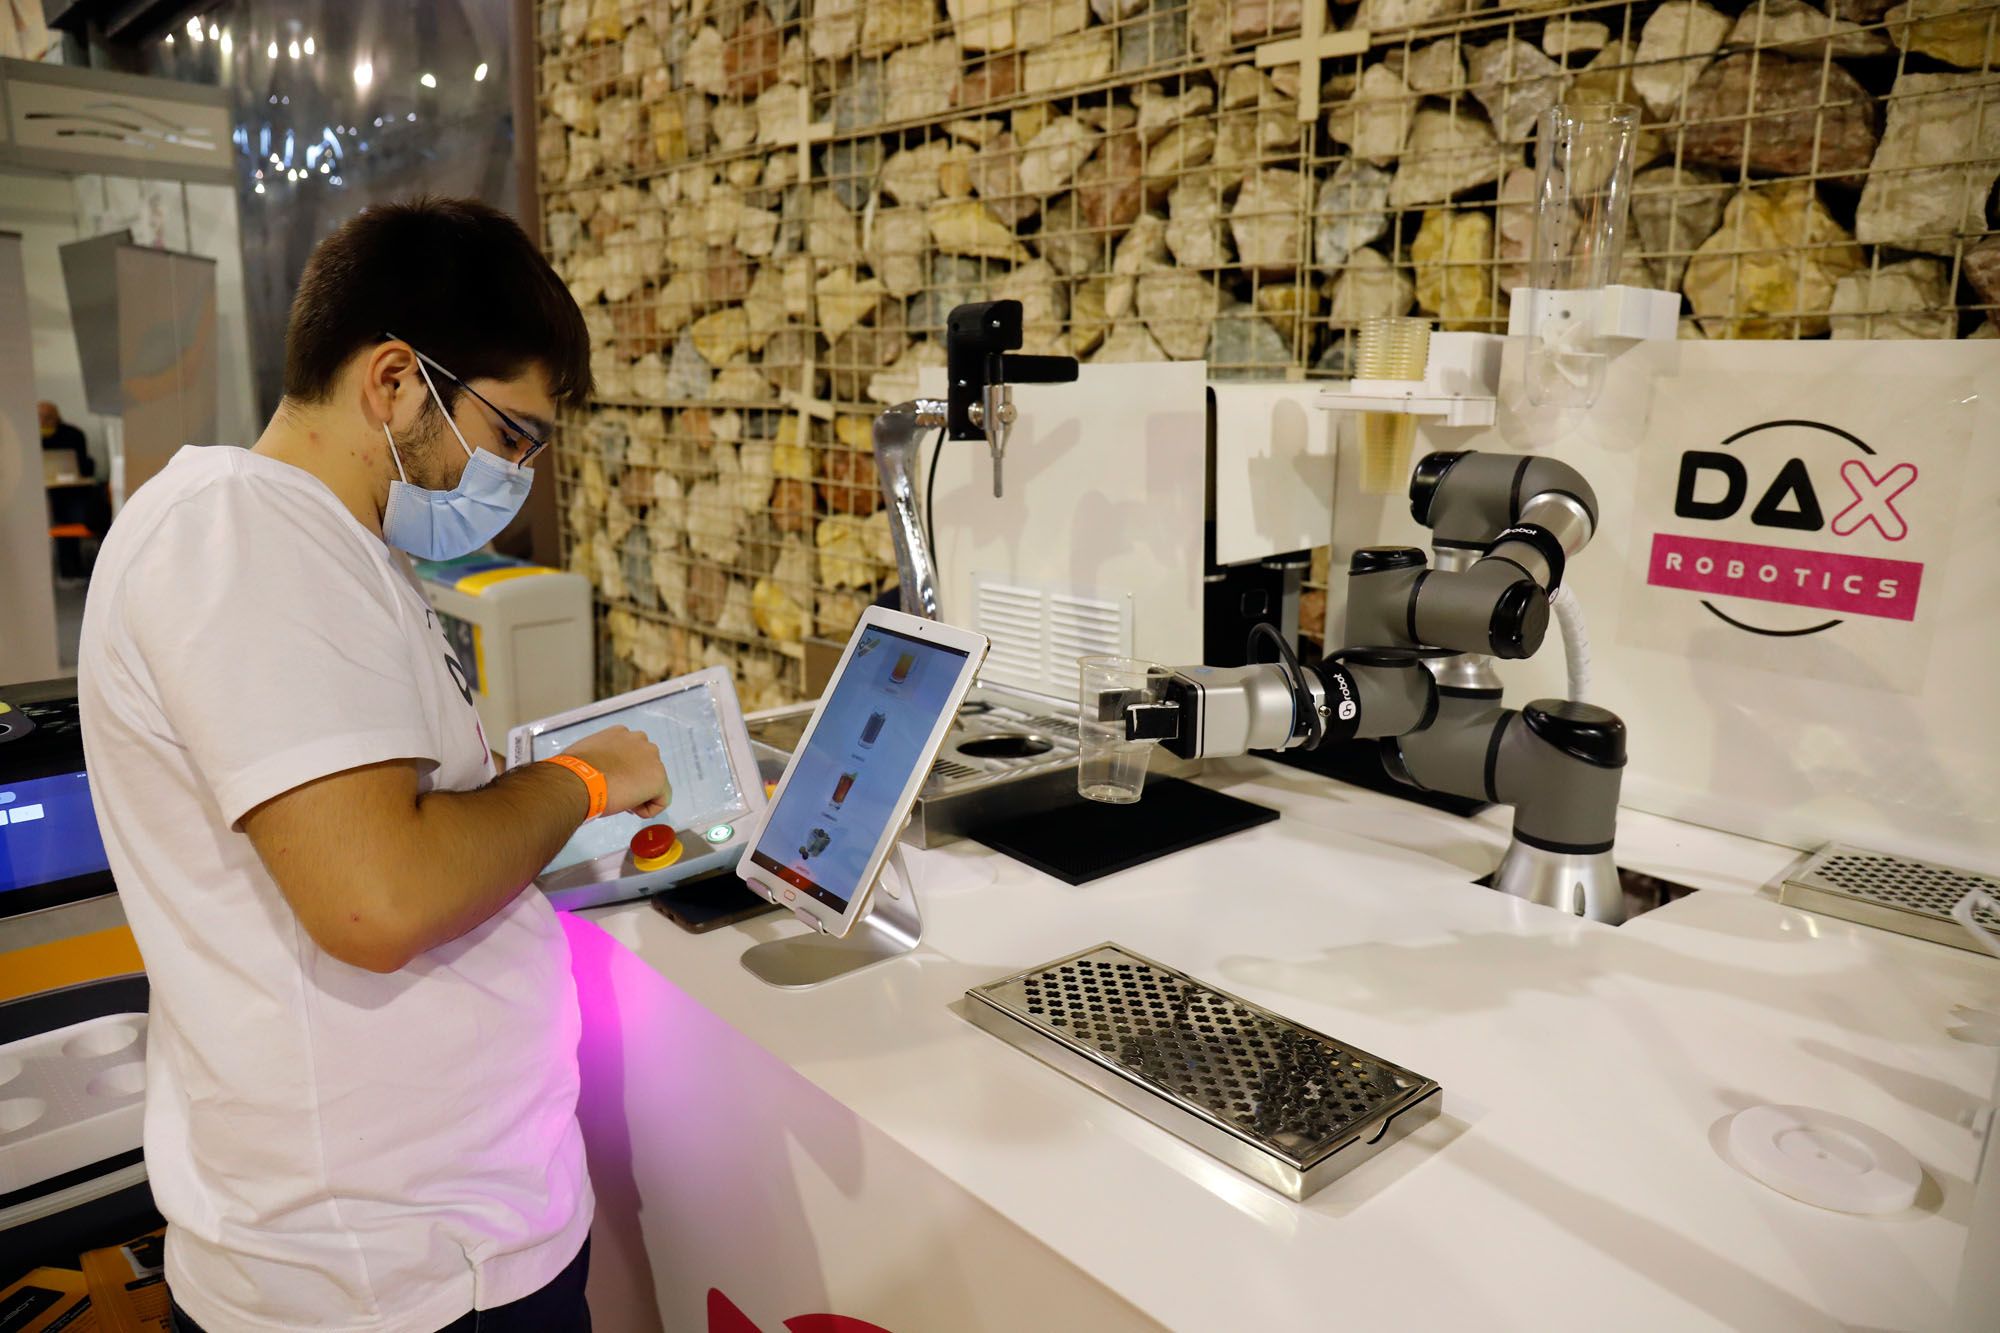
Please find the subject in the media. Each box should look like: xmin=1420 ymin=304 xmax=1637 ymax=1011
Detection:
xmin=380 ymin=357 xmax=533 ymax=560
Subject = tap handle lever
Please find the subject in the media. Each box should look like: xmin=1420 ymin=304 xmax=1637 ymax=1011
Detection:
xmin=1001 ymin=354 xmax=1079 ymax=384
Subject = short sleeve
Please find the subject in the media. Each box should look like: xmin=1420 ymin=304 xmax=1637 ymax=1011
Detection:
xmin=126 ymin=471 xmax=441 ymax=827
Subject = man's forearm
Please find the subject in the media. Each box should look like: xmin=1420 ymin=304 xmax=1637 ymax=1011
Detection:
xmin=395 ymin=762 xmax=591 ymax=954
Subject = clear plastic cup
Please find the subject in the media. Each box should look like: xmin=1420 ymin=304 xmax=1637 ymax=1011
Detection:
xmin=1077 ymin=657 xmax=1171 ymax=804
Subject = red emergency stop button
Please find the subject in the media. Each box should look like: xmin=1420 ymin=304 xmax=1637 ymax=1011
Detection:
xmin=630 ymin=824 xmax=682 ymax=872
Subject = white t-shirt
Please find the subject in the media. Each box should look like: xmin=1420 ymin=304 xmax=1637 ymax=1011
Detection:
xmin=77 ymin=446 xmax=593 ymax=1333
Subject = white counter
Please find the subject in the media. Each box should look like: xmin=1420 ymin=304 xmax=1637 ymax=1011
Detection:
xmin=574 ymin=760 xmax=1999 ymax=1332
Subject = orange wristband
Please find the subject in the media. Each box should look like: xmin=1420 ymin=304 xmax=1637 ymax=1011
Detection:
xmin=542 ymin=754 xmax=608 ymax=820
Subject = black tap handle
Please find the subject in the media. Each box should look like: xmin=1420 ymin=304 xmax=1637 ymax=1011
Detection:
xmin=1001 ymin=354 xmax=1079 ymax=384
xmin=946 ymin=301 xmax=1022 ymax=440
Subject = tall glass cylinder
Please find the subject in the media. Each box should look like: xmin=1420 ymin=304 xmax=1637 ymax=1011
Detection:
xmin=1526 ymin=103 xmax=1638 ymax=408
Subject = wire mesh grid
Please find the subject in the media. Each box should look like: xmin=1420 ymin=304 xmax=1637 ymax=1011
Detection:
xmin=537 ymin=0 xmax=1998 ymax=699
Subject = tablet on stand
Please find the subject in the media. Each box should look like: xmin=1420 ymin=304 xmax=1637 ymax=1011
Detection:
xmin=737 ymin=607 xmax=989 ymax=988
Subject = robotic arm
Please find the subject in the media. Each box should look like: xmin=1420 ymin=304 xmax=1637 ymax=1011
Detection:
xmin=1114 ymin=450 xmax=1631 ymax=923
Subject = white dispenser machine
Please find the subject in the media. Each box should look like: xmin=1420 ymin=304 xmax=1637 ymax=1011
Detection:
xmin=413 ymin=553 xmax=593 ymax=743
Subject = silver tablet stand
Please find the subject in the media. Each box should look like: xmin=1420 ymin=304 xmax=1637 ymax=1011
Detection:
xmin=740 ymin=841 xmax=923 ymax=988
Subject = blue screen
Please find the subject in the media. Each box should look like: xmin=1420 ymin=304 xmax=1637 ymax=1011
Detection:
xmin=0 ymin=772 xmax=109 ymax=895
xmin=750 ymin=625 xmax=968 ymax=910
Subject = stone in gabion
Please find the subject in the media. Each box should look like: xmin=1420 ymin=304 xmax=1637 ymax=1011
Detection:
xmin=1330 ymin=248 xmax=1416 ymax=323
xmin=1629 ymin=1 xmax=1732 ymax=116
xmin=1327 ymin=64 xmax=1411 ymax=165
xmin=1829 ymin=260 xmax=1955 ymax=340
xmin=1313 ymin=159 xmax=1392 ymax=271
xmin=1139 ymin=268 xmax=1220 ymax=358
xmin=1166 ymin=177 xmax=1228 ymax=268
xmin=1855 ymin=72 xmax=2000 ymax=255
xmin=1019 ymin=118 xmax=1096 ymax=198
xmin=1390 ymin=107 xmax=1514 ymax=208
xmin=828 ymin=139 xmax=892 ymax=209
xmin=1466 ymin=38 xmax=1566 ymax=146
xmin=1686 ymin=182 xmax=1863 ymax=337
xmin=1120 ymin=0 xmax=1189 ymax=70
xmin=1207 ymin=308 xmax=1292 ymax=379
xmin=1230 ymin=170 xmax=1305 ymax=274
xmin=1413 ymin=208 xmax=1499 ymax=330
xmin=1680 ymin=55 xmax=1878 ymax=179
xmin=1631 ymin=165 xmax=1730 ymax=290
xmin=928 ymin=199 xmax=1033 ymax=261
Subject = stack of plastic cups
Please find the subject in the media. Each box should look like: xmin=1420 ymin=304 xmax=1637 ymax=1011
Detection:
xmin=1352 ymin=315 xmax=1432 ymax=495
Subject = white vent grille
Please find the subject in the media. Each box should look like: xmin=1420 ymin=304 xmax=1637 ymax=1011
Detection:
xmin=971 ymin=574 xmax=1132 ymax=698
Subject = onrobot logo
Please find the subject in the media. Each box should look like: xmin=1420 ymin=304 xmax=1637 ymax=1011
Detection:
xmin=1646 ymin=419 xmax=1926 ymax=638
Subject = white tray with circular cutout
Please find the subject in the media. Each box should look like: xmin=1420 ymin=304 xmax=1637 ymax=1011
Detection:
xmin=0 ymin=1012 xmax=148 ymax=1195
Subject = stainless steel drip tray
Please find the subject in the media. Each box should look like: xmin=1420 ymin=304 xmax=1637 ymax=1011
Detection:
xmin=963 ymin=944 xmax=1442 ymax=1201
xmin=1779 ymin=843 xmax=2000 ymax=953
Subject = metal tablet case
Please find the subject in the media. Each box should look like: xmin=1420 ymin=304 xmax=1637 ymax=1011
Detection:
xmin=965 ymin=944 xmax=1442 ymax=1201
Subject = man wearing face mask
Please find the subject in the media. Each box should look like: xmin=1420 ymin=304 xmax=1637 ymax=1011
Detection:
xmin=76 ymin=199 xmax=664 ymax=1333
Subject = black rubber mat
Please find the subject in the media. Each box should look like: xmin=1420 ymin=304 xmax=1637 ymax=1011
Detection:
xmin=970 ymin=778 xmax=1278 ymax=885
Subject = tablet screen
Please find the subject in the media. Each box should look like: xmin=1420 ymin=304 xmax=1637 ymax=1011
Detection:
xmin=748 ymin=624 xmax=969 ymax=912
xmin=532 ymin=679 xmax=746 ymax=873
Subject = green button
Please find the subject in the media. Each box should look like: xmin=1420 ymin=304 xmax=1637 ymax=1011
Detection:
xmin=705 ymin=823 xmax=735 ymax=844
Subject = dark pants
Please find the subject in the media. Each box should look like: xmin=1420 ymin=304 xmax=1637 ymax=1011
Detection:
xmin=170 ymin=1236 xmax=591 ymax=1333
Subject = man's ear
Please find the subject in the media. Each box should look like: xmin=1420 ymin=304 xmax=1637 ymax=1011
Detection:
xmin=359 ymin=340 xmax=424 ymax=433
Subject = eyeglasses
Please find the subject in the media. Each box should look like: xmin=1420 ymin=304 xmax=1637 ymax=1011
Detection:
xmin=380 ymin=332 xmax=551 ymax=466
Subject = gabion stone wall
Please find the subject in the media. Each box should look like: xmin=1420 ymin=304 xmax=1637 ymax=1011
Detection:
xmin=536 ymin=0 xmax=2000 ymax=703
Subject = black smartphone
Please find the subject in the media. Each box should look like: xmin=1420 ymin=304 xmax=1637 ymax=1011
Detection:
xmin=650 ymin=873 xmax=782 ymax=934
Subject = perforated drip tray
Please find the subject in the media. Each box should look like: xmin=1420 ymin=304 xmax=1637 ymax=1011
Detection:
xmin=963 ymin=944 xmax=1442 ymax=1200
xmin=1779 ymin=844 xmax=2000 ymax=953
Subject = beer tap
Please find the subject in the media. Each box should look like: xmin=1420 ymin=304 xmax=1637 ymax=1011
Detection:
xmin=875 ymin=301 xmax=1078 ymax=619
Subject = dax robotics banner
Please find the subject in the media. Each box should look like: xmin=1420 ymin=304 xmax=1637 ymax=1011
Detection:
xmin=1622 ymin=369 xmax=1973 ymax=694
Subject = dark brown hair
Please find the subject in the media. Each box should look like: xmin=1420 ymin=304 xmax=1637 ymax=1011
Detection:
xmin=282 ymin=196 xmax=592 ymax=409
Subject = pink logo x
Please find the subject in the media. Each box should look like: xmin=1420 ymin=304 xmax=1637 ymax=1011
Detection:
xmin=1831 ymin=460 xmax=1918 ymax=542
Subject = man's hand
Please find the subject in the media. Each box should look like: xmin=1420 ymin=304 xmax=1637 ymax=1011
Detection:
xmin=561 ymin=725 xmax=671 ymax=819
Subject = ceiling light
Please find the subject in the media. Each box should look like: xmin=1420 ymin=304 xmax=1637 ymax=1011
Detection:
xmin=288 ymin=39 xmax=300 ymax=58
xmin=219 ymin=31 xmax=232 ymax=54
xmin=354 ymin=61 xmax=373 ymax=89
xmin=164 ymin=33 xmax=173 ymax=45
xmin=254 ymin=182 xmax=265 ymax=194
xmin=406 ymin=112 xmax=416 ymax=121
xmin=187 ymin=17 xmax=202 ymax=39
xmin=303 ymin=36 xmax=315 ymax=55
xmin=473 ymin=62 xmax=488 ymax=82
xmin=419 ymin=72 xmax=436 ymax=88
xmin=267 ymin=40 xmax=278 ymax=58
xmin=287 ymin=168 xmax=298 ymax=181
xmin=208 ymin=23 xmax=218 ymax=39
